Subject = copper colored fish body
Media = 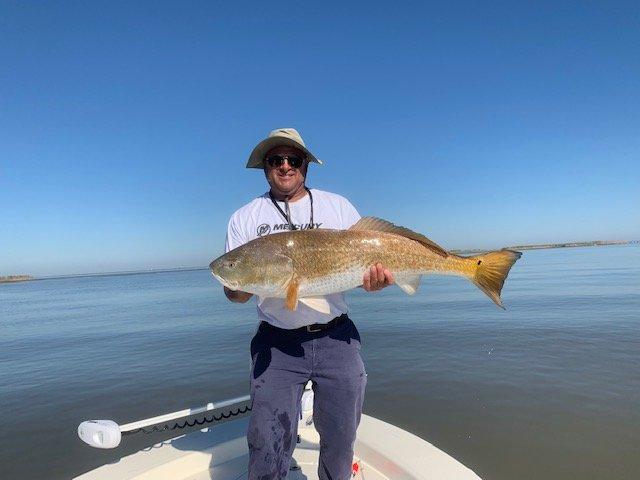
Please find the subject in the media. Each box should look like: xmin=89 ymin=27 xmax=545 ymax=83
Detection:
xmin=210 ymin=217 xmax=522 ymax=311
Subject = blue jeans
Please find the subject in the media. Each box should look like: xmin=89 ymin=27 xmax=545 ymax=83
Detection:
xmin=248 ymin=316 xmax=367 ymax=480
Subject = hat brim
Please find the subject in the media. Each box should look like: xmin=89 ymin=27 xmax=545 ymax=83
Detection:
xmin=246 ymin=137 xmax=323 ymax=168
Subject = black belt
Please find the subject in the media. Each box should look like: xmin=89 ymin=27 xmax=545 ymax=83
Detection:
xmin=260 ymin=313 xmax=348 ymax=334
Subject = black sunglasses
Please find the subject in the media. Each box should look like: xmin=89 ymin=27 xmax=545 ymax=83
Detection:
xmin=265 ymin=154 xmax=305 ymax=169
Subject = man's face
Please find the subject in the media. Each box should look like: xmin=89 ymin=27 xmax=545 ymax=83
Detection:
xmin=263 ymin=145 xmax=308 ymax=197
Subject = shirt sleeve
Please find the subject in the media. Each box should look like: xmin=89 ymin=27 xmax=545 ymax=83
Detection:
xmin=224 ymin=213 xmax=246 ymax=253
xmin=341 ymin=197 xmax=361 ymax=229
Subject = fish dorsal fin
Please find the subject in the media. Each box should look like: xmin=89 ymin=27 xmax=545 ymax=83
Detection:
xmin=349 ymin=217 xmax=448 ymax=258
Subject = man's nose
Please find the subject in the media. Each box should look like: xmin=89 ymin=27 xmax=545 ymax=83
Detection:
xmin=278 ymin=159 xmax=294 ymax=170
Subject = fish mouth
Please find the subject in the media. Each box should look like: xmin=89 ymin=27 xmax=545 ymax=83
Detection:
xmin=210 ymin=271 xmax=239 ymax=290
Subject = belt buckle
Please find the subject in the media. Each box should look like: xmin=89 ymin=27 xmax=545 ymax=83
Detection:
xmin=306 ymin=324 xmax=322 ymax=333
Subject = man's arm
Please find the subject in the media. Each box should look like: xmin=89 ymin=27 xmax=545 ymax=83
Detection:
xmin=224 ymin=286 xmax=253 ymax=303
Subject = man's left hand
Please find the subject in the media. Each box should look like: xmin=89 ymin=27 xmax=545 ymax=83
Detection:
xmin=362 ymin=263 xmax=395 ymax=292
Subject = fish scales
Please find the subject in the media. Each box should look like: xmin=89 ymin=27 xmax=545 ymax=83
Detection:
xmin=210 ymin=217 xmax=522 ymax=310
xmin=274 ymin=230 xmax=456 ymax=295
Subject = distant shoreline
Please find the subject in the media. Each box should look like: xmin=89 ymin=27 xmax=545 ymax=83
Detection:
xmin=2 ymin=240 xmax=636 ymax=283
xmin=0 ymin=267 xmax=206 ymax=284
xmin=0 ymin=275 xmax=35 ymax=284
xmin=452 ymin=239 xmax=633 ymax=255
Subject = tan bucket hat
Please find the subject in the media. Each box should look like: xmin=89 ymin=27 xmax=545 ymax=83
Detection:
xmin=246 ymin=128 xmax=323 ymax=169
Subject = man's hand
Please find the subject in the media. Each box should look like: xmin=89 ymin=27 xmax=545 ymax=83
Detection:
xmin=362 ymin=263 xmax=395 ymax=292
xmin=224 ymin=286 xmax=253 ymax=303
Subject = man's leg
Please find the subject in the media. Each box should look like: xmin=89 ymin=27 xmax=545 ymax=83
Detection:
xmin=312 ymin=319 xmax=367 ymax=480
xmin=248 ymin=324 xmax=310 ymax=480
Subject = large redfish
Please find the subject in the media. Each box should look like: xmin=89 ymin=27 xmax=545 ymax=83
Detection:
xmin=209 ymin=217 xmax=522 ymax=312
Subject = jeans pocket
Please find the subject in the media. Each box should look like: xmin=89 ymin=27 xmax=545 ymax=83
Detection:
xmin=350 ymin=320 xmax=362 ymax=350
xmin=250 ymin=328 xmax=272 ymax=379
xmin=250 ymin=329 xmax=263 ymax=361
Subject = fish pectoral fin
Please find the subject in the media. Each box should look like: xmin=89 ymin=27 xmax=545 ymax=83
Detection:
xmin=395 ymin=273 xmax=422 ymax=295
xmin=285 ymin=275 xmax=300 ymax=311
xmin=298 ymin=297 xmax=332 ymax=315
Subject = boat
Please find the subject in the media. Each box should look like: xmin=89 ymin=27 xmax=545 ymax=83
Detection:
xmin=75 ymin=383 xmax=481 ymax=479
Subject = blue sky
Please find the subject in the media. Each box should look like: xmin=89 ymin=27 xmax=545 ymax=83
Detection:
xmin=1 ymin=1 xmax=639 ymax=276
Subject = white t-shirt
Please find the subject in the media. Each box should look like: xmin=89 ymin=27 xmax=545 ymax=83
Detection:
xmin=225 ymin=188 xmax=361 ymax=329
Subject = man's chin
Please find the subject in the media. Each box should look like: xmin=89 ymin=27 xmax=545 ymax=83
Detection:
xmin=274 ymin=183 xmax=301 ymax=196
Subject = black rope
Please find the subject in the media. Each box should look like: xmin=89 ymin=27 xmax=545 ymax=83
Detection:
xmin=268 ymin=187 xmax=314 ymax=230
xmin=123 ymin=404 xmax=252 ymax=436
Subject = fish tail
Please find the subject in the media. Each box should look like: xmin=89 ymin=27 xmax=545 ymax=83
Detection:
xmin=468 ymin=249 xmax=522 ymax=309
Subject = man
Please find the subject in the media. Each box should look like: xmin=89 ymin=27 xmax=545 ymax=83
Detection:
xmin=223 ymin=128 xmax=394 ymax=480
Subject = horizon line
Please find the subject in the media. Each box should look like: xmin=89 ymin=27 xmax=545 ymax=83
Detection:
xmin=1 ymin=239 xmax=636 ymax=282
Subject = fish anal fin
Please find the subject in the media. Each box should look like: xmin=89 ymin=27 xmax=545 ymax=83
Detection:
xmin=299 ymin=297 xmax=331 ymax=314
xmin=285 ymin=275 xmax=299 ymax=311
xmin=349 ymin=217 xmax=448 ymax=258
xmin=395 ymin=273 xmax=422 ymax=295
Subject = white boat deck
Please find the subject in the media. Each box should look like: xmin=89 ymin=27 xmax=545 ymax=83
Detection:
xmin=76 ymin=414 xmax=480 ymax=480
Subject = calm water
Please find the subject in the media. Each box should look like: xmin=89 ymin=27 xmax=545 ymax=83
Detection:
xmin=1 ymin=245 xmax=639 ymax=479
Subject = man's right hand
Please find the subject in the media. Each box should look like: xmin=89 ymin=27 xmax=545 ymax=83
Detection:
xmin=224 ymin=287 xmax=253 ymax=303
